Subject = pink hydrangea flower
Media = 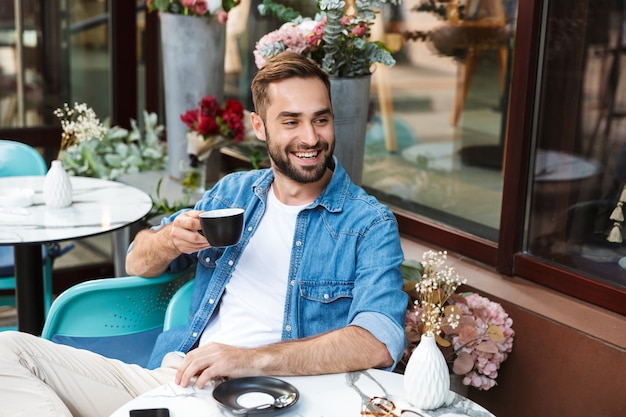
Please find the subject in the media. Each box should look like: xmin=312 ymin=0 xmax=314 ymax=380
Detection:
xmin=254 ymin=22 xmax=314 ymax=69
xmin=449 ymin=293 xmax=515 ymax=390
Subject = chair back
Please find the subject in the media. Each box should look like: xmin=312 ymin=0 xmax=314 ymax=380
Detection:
xmin=0 ymin=139 xmax=47 ymax=177
xmin=41 ymin=266 xmax=195 ymax=366
xmin=163 ymin=279 xmax=195 ymax=331
xmin=0 ymin=139 xmax=49 ymax=330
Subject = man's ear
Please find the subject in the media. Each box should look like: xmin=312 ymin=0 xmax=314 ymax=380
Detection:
xmin=250 ymin=112 xmax=266 ymax=142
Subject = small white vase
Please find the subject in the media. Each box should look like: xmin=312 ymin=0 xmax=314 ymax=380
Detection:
xmin=404 ymin=334 xmax=450 ymax=409
xmin=43 ymin=160 xmax=73 ymax=208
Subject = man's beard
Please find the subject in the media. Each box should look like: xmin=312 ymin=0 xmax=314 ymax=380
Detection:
xmin=264 ymin=128 xmax=334 ymax=184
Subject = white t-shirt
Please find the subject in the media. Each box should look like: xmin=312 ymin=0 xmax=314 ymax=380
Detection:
xmin=199 ymin=186 xmax=307 ymax=348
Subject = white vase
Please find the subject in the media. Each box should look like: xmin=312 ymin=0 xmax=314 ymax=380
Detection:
xmin=330 ymin=75 xmax=372 ymax=186
xmin=403 ymin=334 xmax=451 ymax=410
xmin=43 ymin=160 xmax=73 ymax=208
xmin=160 ymin=13 xmax=226 ymax=180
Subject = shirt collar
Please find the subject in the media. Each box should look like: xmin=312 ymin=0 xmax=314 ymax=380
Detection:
xmin=251 ymin=156 xmax=351 ymax=214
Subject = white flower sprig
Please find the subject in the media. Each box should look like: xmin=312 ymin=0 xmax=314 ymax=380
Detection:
xmin=414 ymin=250 xmax=466 ymax=337
xmin=54 ymin=102 xmax=107 ymax=159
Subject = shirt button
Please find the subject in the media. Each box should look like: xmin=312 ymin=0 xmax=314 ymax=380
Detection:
xmin=285 ymin=325 xmax=292 ymax=332
xmin=290 ymin=280 xmax=295 ymax=286
xmin=205 ymin=257 xmax=211 ymax=263
xmin=209 ymin=299 xmax=215 ymax=304
xmin=192 ymin=332 xmax=198 ymax=337
xmin=323 ymin=294 xmax=329 ymax=300
xmin=295 ymin=241 xmax=302 ymax=246
xmin=247 ymin=226 xmax=253 ymax=231
xmin=228 ymin=260 xmax=234 ymax=266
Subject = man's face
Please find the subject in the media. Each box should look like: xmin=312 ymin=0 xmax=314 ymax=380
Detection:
xmin=252 ymin=77 xmax=334 ymax=184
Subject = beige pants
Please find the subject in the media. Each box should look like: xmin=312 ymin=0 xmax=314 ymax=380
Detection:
xmin=0 ymin=331 xmax=178 ymax=417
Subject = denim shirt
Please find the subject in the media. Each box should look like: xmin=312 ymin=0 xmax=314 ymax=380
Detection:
xmin=146 ymin=160 xmax=408 ymax=370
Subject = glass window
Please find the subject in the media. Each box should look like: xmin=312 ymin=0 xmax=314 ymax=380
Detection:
xmin=363 ymin=0 xmax=518 ymax=242
xmin=0 ymin=0 xmax=44 ymax=127
xmin=68 ymin=0 xmax=110 ymax=117
xmin=525 ymin=0 xmax=626 ymax=291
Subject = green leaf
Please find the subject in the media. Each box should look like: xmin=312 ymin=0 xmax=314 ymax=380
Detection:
xmin=104 ymin=154 xmax=123 ymax=168
xmin=401 ymin=259 xmax=424 ymax=282
xmin=258 ymin=0 xmax=302 ymax=22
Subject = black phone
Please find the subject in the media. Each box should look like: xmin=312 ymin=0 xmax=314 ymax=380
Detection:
xmin=129 ymin=408 xmax=171 ymax=417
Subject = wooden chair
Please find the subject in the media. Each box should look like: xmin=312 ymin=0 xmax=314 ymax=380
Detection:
xmin=429 ymin=0 xmax=511 ymax=125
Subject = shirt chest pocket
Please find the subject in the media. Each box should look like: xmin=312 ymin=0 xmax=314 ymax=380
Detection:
xmin=299 ymin=281 xmax=354 ymax=303
xmin=197 ymin=248 xmax=225 ymax=268
xmin=297 ymin=281 xmax=354 ymax=336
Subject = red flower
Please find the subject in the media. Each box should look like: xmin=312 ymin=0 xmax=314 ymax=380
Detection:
xmin=196 ymin=116 xmax=220 ymax=136
xmin=199 ymin=96 xmax=220 ymax=118
xmin=180 ymin=95 xmax=245 ymax=143
xmin=224 ymin=98 xmax=244 ymax=116
xmin=180 ymin=109 xmax=200 ymax=131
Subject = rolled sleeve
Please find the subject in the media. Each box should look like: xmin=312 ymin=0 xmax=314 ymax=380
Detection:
xmin=350 ymin=311 xmax=407 ymax=371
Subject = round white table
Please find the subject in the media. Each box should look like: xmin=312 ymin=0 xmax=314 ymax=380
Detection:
xmin=0 ymin=175 xmax=152 ymax=334
xmin=110 ymin=369 xmax=495 ymax=417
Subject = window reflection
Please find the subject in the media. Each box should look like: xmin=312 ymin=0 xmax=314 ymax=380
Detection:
xmin=527 ymin=0 xmax=626 ymax=290
xmin=363 ymin=0 xmax=518 ymax=241
xmin=0 ymin=0 xmax=117 ymax=129
xmin=69 ymin=0 xmax=110 ymax=118
xmin=0 ymin=0 xmax=42 ymax=127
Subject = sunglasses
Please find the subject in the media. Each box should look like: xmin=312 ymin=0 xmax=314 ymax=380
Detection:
xmin=361 ymin=396 xmax=425 ymax=417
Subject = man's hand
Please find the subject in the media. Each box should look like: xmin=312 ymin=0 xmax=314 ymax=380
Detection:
xmin=175 ymin=343 xmax=262 ymax=388
xmin=126 ymin=210 xmax=211 ymax=277
xmin=174 ymin=326 xmax=393 ymax=389
xmin=168 ymin=210 xmax=212 ymax=254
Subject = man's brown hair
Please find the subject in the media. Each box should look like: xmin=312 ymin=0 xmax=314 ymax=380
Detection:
xmin=251 ymin=52 xmax=331 ymax=120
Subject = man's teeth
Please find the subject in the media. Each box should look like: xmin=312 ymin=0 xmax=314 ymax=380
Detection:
xmin=295 ymin=151 xmax=318 ymax=159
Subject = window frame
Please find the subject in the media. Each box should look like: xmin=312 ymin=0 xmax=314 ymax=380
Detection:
xmin=396 ymin=0 xmax=626 ymax=315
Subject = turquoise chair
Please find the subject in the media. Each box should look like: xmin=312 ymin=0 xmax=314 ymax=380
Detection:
xmin=0 ymin=139 xmax=72 ymax=329
xmin=41 ymin=266 xmax=195 ymax=367
xmin=163 ymin=279 xmax=195 ymax=331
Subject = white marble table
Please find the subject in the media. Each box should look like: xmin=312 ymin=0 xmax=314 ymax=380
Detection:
xmin=0 ymin=175 xmax=152 ymax=334
xmin=110 ymin=369 xmax=495 ymax=417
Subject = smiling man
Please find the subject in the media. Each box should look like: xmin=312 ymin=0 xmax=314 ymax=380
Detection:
xmin=0 ymin=51 xmax=407 ymax=417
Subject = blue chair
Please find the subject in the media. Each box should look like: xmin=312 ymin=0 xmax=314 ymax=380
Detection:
xmin=0 ymin=139 xmax=73 ymax=330
xmin=0 ymin=139 xmax=47 ymax=177
xmin=41 ymin=266 xmax=196 ymax=367
xmin=163 ymin=279 xmax=194 ymax=331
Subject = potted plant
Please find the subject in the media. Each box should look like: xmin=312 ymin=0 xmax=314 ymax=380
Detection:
xmin=254 ymin=0 xmax=398 ymax=77
xmin=58 ymin=104 xmax=167 ymax=181
xmin=253 ymin=0 xmax=401 ymax=184
xmin=145 ymin=0 xmax=242 ymax=180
